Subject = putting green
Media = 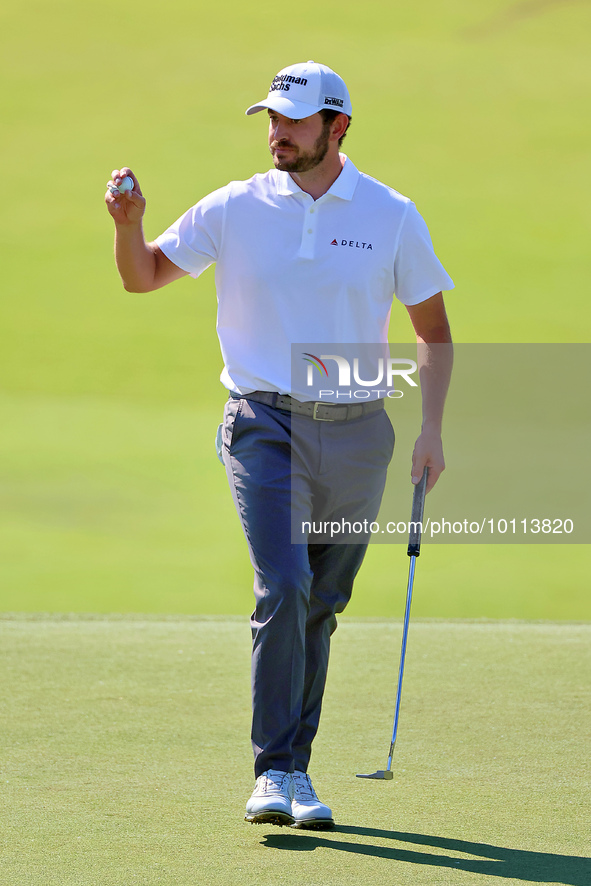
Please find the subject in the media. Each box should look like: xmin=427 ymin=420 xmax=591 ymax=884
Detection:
xmin=1 ymin=616 xmax=588 ymax=885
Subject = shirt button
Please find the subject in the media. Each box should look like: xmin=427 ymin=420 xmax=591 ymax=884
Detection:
xmin=310 ymin=208 xmax=315 ymax=214
xmin=307 ymin=228 xmax=313 ymax=234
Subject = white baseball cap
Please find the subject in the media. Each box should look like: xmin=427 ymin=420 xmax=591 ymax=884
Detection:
xmin=246 ymin=60 xmax=352 ymax=119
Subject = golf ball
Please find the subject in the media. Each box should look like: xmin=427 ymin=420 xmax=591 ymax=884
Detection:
xmin=117 ymin=175 xmax=134 ymax=194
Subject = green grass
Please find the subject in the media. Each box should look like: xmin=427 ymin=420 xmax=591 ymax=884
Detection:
xmin=1 ymin=616 xmax=589 ymax=885
xmin=1 ymin=0 xmax=589 ymax=617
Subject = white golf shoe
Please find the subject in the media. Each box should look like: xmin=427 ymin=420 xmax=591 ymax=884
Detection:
xmin=245 ymin=769 xmax=295 ymax=826
xmin=291 ymin=771 xmax=335 ymax=829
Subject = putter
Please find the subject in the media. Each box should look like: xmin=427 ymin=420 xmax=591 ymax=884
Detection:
xmin=357 ymin=466 xmax=428 ymax=781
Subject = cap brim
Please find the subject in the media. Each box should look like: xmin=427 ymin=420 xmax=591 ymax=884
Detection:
xmin=245 ymin=96 xmax=320 ymax=119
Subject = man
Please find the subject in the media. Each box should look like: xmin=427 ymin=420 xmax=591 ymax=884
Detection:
xmin=105 ymin=60 xmax=453 ymax=830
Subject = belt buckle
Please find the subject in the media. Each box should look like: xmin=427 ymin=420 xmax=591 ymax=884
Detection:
xmin=313 ymin=402 xmax=333 ymax=421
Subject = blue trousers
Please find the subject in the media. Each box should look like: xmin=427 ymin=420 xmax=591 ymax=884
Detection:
xmin=221 ymin=395 xmax=394 ymax=777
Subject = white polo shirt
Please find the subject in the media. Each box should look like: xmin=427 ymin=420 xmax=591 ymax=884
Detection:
xmin=155 ymin=155 xmax=454 ymax=401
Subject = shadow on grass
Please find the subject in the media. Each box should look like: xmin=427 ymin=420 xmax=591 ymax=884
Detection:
xmin=261 ymin=827 xmax=590 ymax=885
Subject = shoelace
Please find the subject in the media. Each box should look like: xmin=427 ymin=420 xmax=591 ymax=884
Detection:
xmin=259 ymin=771 xmax=290 ymax=793
xmin=292 ymin=772 xmax=317 ymax=800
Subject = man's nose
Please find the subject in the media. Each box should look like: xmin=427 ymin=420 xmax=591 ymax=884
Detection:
xmin=271 ymin=120 xmax=289 ymax=142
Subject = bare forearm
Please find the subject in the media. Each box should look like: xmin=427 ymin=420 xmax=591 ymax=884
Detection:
xmin=417 ymin=338 xmax=453 ymax=433
xmin=114 ymin=223 xmax=158 ymax=292
xmin=405 ymin=292 xmax=453 ymax=491
xmin=106 ymin=166 xmax=186 ymax=292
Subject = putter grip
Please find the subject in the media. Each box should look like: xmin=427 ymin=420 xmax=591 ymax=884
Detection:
xmin=407 ymin=467 xmax=428 ymax=557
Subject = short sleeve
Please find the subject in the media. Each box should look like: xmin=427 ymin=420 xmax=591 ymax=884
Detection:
xmin=393 ymin=202 xmax=454 ymax=305
xmin=154 ymin=185 xmax=228 ymax=279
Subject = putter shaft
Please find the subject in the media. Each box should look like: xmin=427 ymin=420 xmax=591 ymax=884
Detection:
xmin=356 ymin=468 xmax=427 ymax=781
xmin=386 ymin=553 xmax=416 ymax=769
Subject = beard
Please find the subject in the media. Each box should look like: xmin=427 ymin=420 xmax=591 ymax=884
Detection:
xmin=270 ymin=123 xmax=331 ymax=173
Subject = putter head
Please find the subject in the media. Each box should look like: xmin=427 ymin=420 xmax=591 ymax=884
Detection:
xmin=356 ymin=770 xmax=394 ymax=780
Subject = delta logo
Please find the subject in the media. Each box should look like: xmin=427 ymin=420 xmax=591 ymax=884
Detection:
xmin=331 ymin=238 xmax=373 ymax=250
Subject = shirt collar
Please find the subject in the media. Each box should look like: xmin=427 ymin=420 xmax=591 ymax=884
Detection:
xmin=275 ymin=154 xmax=360 ymax=201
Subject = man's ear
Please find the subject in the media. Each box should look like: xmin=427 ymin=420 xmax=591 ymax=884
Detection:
xmin=330 ymin=113 xmax=349 ymax=142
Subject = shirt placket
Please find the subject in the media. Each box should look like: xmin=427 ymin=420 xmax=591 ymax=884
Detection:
xmin=298 ymin=195 xmax=320 ymax=260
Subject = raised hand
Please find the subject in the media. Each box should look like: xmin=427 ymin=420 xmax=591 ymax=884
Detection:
xmin=105 ymin=167 xmax=146 ymax=226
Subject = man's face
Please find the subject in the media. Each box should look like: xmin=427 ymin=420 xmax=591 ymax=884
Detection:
xmin=268 ymin=110 xmax=331 ymax=173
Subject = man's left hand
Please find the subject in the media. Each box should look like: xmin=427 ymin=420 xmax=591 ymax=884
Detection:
xmin=411 ymin=427 xmax=445 ymax=493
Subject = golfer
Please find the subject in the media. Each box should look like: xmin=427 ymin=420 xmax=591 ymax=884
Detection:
xmin=105 ymin=60 xmax=454 ymax=830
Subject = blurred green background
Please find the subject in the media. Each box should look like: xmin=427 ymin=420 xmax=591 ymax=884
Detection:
xmin=1 ymin=0 xmax=589 ymax=618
